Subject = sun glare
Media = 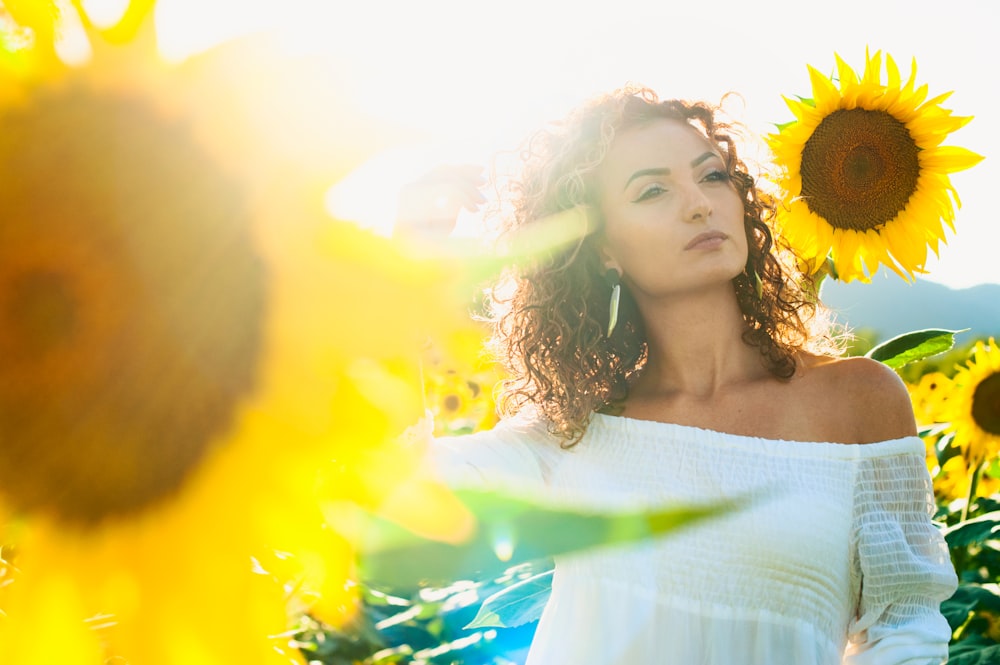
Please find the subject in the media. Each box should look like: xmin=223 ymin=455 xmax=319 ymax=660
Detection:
xmin=325 ymin=150 xmax=419 ymax=237
xmin=53 ymin=4 xmax=91 ymax=65
xmin=126 ymin=0 xmax=556 ymax=244
xmin=152 ymin=0 xmax=273 ymax=62
xmin=81 ymin=0 xmax=129 ymax=27
xmin=325 ymin=143 xmax=496 ymax=237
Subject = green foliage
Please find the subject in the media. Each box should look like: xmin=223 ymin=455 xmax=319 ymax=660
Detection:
xmin=305 ymin=331 xmax=1000 ymax=664
xmin=302 ymin=488 xmax=741 ymax=663
xmin=351 ymin=488 xmax=741 ymax=592
xmin=865 ymin=333 xmax=1000 ymax=662
xmin=939 ymin=494 xmax=1000 ymax=660
xmin=866 ymin=328 xmax=965 ymax=369
xmin=944 ymin=512 xmax=1000 ymax=549
xmin=948 ymin=639 xmax=1000 ymax=665
xmin=295 ymin=562 xmax=549 ymax=665
xmin=897 ymin=336 xmax=984 ymax=384
xmin=943 ymin=584 xmax=1000 ymax=631
xmin=466 ymin=569 xmax=553 ymax=629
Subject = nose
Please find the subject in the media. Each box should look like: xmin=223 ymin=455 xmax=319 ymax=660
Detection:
xmin=681 ymin=183 xmax=712 ymax=223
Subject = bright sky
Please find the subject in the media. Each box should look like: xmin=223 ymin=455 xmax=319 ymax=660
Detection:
xmin=91 ymin=0 xmax=1000 ymax=288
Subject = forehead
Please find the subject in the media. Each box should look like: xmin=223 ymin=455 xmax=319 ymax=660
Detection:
xmin=600 ymin=118 xmax=720 ymax=180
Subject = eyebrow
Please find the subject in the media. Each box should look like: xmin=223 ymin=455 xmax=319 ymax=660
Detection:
xmin=623 ymin=151 xmax=721 ymax=191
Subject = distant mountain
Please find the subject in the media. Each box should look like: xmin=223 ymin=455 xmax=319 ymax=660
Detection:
xmin=820 ymin=276 xmax=1000 ymax=341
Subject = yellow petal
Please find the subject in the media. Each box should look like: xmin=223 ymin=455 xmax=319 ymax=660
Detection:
xmin=808 ymin=65 xmax=841 ymax=114
xmin=920 ymin=145 xmax=985 ymax=172
xmin=862 ymin=49 xmax=883 ymax=86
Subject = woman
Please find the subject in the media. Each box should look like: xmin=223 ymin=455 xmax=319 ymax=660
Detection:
xmin=401 ymin=86 xmax=957 ymax=665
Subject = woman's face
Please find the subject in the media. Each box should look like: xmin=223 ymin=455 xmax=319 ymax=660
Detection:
xmin=595 ymin=118 xmax=748 ymax=299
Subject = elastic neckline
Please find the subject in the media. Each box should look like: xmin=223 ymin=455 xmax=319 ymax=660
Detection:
xmin=587 ymin=412 xmax=924 ymax=459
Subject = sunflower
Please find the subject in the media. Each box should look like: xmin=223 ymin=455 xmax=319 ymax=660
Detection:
xmin=422 ymin=324 xmax=503 ymax=437
xmin=943 ymin=339 xmax=1000 ymax=466
xmin=907 ymin=371 xmax=952 ymax=427
xmin=931 ymin=454 xmax=1000 ymax=503
xmin=0 ymin=2 xmax=469 ymax=663
xmin=768 ymin=51 xmax=984 ymax=282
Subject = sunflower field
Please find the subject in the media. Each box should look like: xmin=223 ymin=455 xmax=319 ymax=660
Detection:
xmin=0 ymin=3 xmax=997 ymax=664
xmin=291 ymin=51 xmax=1000 ymax=665
xmin=290 ymin=333 xmax=1000 ymax=665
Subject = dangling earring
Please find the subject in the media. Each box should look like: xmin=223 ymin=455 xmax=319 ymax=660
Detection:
xmin=604 ymin=268 xmax=621 ymax=337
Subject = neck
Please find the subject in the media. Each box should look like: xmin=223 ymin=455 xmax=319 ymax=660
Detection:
xmin=630 ymin=282 xmax=766 ymax=399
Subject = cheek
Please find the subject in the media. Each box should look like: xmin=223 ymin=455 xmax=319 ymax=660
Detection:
xmin=601 ymin=212 xmax=656 ymax=257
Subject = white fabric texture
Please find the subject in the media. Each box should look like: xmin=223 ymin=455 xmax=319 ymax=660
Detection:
xmin=427 ymin=411 xmax=958 ymax=665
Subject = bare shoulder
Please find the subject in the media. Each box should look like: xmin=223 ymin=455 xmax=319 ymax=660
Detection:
xmin=796 ymin=353 xmax=917 ymax=444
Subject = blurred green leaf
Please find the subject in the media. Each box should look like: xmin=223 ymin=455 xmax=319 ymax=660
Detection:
xmin=345 ymin=489 xmax=746 ymax=591
xmin=944 ymin=513 xmax=1000 ymax=548
xmin=866 ymin=329 xmax=966 ymax=369
xmin=949 ymin=638 xmax=1000 ymax=665
xmin=941 ymin=584 xmax=1000 ymax=631
xmin=466 ymin=568 xmax=553 ymax=629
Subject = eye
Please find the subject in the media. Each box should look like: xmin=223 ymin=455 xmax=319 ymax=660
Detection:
xmin=633 ymin=183 xmax=667 ymax=202
xmin=702 ymin=169 xmax=730 ymax=184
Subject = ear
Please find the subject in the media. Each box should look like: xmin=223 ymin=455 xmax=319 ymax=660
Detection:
xmin=582 ymin=205 xmax=620 ymax=273
xmin=594 ymin=238 xmax=622 ymax=275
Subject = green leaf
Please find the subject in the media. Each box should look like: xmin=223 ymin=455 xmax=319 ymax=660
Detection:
xmin=935 ymin=431 xmax=961 ymax=467
xmin=773 ymin=120 xmax=796 ymax=133
xmin=465 ymin=569 xmax=554 ymax=629
xmin=342 ymin=489 xmax=744 ymax=591
xmin=941 ymin=584 xmax=1000 ymax=631
xmin=949 ymin=640 xmax=1000 ymax=665
xmin=944 ymin=512 xmax=1000 ymax=548
xmin=865 ymin=328 xmax=966 ymax=369
xmin=985 ymin=458 xmax=1000 ymax=481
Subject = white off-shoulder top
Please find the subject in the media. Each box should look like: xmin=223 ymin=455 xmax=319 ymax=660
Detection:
xmin=429 ymin=411 xmax=958 ymax=665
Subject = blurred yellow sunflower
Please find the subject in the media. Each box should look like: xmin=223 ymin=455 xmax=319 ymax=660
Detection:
xmin=0 ymin=2 xmax=469 ymax=663
xmin=422 ymin=324 xmax=503 ymax=436
xmin=908 ymin=371 xmax=952 ymax=427
xmin=943 ymin=339 xmax=1000 ymax=465
xmin=768 ymin=51 xmax=983 ymax=282
xmin=932 ymin=454 xmax=1000 ymax=503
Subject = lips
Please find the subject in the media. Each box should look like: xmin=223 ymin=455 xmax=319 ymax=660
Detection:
xmin=684 ymin=230 xmax=729 ymax=250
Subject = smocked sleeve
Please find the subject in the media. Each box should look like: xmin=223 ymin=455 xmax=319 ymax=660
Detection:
xmin=424 ymin=410 xmax=559 ymax=496
xmin=844 ymin=446 xmax=958 ymax=665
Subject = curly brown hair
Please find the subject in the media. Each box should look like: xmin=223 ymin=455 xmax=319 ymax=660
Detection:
xmin=487 ymin=85 xmax=836 ymax=444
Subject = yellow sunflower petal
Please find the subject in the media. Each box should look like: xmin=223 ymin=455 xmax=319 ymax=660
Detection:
xmin=861 ymin=49 xmax=883 ymax=86
xmin=860 ymin=227 xmax=909 ymax=280
xmin=782 ymin=94 xmax=811 ymax=121
xmin=830 ymin=229 xmax=867 ymax=282
xmin=908 ymin=113 xmax=973 ymax=147
xmin=919 ymin=145 xmax=986 ymax=172
xmin=885 ymin=53 xmax=901 ymax=88
xmin=835 ymin=53 xmax=860 ymax=108
xmin=808 ymin=64 xmax=842 ymax=114
xmin=880 ymin=213 xmax=929 ymax=274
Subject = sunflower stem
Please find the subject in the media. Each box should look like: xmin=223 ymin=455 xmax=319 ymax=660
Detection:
xmin=960 ymin=455 xmax=984 ymax=522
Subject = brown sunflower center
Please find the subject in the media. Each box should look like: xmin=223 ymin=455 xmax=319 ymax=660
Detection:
xmin=6 ymin=271 xmax=77 ymax=359
xmin=971 ymin=372 xmax=1000 ymax=436
xmin=0 ymin=86 xmax=266 ymax=525
xmin=799 ymin=108 xmax=920 ymax=232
